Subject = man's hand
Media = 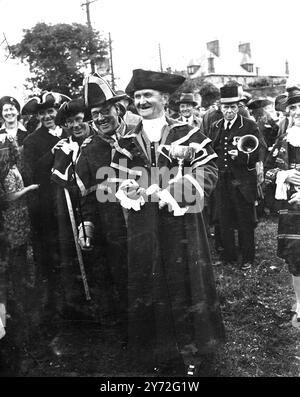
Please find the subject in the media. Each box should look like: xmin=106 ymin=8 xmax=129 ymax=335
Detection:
xmin=51 ymin=139 xmax=68 ymax=155
xmin=289 ymin=191 xmax=300 ymax=205
xmin=78 ymin=222 xmax=94 ymax=251
xmin=228 ymin=149 xmax=238 ymax=159
xmin=285 ymin=169 xmax=300 ymax=186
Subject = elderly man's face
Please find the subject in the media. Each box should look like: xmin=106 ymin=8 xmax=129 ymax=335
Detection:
xmin=134 ymin=89 xmax=167 ymax=120
xmin=91 ymin=103 xmax=120 ymax=135
xmin=221 ymin=103 xmax=239 ymax=121
xmin=289 ymin=103 xmax=300 ymax=127
xmin=65 ymin=112 xmax=87 ymax=138
xmin=38 ymin=107 xmax=57 ymax=130
xmin=179 ymin=103 xmax=194 ymax=119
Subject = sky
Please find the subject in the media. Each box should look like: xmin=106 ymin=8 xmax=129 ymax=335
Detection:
xmin=0 ymin=0 xmax=300 ymax=103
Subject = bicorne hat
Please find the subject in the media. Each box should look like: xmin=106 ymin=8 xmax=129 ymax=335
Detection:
xmin=0 ymin=96 xmax=21 ymax=114
xmin=286 ymin=86 xmax=300 ymax=107
xmin=176 ymin=93 xmax=198 ymax=106
xmin=21 ymin=92 xmax=71 ymax=115
xmin=247 ymin=97 xmax=273 ymax=110
xmin=84 ymin=73 xmax=127 ymax=110
xmin=220 ymin=86 xmax=241 ymax=104
xmin=125 ymin=69 xmax=185 ymax=97
xmin=55 ymin=99 xmax=86 ymax=126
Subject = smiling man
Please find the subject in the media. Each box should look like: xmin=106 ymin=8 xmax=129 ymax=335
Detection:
xmin=176 ymin=92 xmax=202 ymax=128
xmin=111 ymin=68 xmax=225 ymax=376
xmin=75 ymin=73 xmax=130 ymax=340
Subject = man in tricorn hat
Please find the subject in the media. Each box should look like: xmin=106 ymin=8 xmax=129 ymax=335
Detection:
xmin=176 ymin=92 xmax=202 ymax=128
xmin=209 ymin=85 xmax=262 ymax=271
xmin=75 ymin=74 xmax=129 ymax=337
xmin=22 ymin=91 xmax=71 ymax=326
xmin=111 ymin=68 xmax=225 ymax=376
xmin=265 ymin=85 xmax=300 ymax=328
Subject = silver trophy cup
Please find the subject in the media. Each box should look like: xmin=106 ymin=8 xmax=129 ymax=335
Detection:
xmin=169 ymin=145 xmax=196 ymax=181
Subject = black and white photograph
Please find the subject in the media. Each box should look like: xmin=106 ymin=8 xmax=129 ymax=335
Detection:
xmin=0 ymin=0 xmax=300 ymax=381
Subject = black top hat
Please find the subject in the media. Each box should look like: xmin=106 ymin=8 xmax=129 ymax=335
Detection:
xmin=84 ymin=73 xmax=127 ymax=110
xmin=275 ymin=93 xmax=287 ymax=112
xmin=220 ymin=86 xmax=241 ymax=104
xmin=55 ymin=98 xmax=86 ymax=126
xmin=125 ymin=69 xmax=185 ymax=97
xmin=176 ymin=93 xmax=198 ymax=106
xmin=247 ymin=97 xmax=273 ymax=110
xmin=286 ymin=86 xmax=300 ymax=106
xmin=0 ymin=96 xmax=21 ymax=114
xmin=21 ymin=91 xmax=71 ymax=115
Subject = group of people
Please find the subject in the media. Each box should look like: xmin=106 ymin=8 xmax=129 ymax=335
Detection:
xmin=0 ymin=67 xmax=299 ymax=377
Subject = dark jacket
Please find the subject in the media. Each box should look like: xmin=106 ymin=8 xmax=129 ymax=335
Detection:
xmin=209 ymin=115 xmax=261 ymax=203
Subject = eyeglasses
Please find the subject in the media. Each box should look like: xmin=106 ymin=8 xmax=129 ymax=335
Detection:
xmin=91 ymin=106 xmax=112 ymax=119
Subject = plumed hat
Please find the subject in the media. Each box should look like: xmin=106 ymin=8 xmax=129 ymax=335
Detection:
xmin=54 ymin=98 xmax=86 ymax=126
xmin=21 ymin=91 xmax=71 ymax=115
xmin=275 ymin=93 xmax=287 ymax=112
xmin=176 ymin=93 xmax=198 ymax=106
xmin=286 ymin=86 xmax=300 ymax=107
xmin=125 ymin=69 xmax=185 ymax=97
xmin=0 ymin=96 xmax=21 ymax=114
xmin=239 ymin=91 xmax=252 ymax=105
xmin=247 ymin=97 xmax=273 ymax=110
xmin=84 ymin=73 xmax=127 ymax=109
xmin=220 ymin=86 xmax=241 ymax=104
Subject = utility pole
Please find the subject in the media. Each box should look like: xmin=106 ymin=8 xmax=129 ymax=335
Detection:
xmin=81 ymin=0 xmax=98 ymax=73
xmin=108 ymin=32 xmax=115 ymax=90
xmin=158 ymin=43 xmax=163 ymax=72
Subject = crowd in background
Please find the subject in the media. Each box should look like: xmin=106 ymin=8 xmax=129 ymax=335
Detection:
xmin=0 ymin=70 xmax=296 ymax=377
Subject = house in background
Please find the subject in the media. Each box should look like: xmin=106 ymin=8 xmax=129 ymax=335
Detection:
xmin=187 ymin=39 xmax=287 ymax=96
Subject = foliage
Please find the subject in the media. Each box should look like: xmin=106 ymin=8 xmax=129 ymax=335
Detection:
xmin=10 ymin=22 xmax=109 ymax=97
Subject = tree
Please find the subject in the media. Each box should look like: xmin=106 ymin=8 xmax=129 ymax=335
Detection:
xmin=11 ymin=22 xmax=109 ymax=97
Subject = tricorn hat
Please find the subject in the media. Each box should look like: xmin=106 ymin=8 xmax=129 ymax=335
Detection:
xmin=55 ymin=98 xmax=86 ymax=126
xmin=220 ymin=86 xmax=241 ymax=104
xmin=286 ymin=86 xmax=300 ymax=107
xmin=84 ymin=73 xmax=127 ymax=110
xmin=247 ymin=97 xmax=273 ymax=110
xmin=176 ymin=93 xmax=198 ymax=106
xmin=275 ymin=93 xmax=287 ymax=112
xmin=21 ymin=91 xmax=71 ymax=115
xmin=0 ymin=96 xmax=21 ymax=114
xmin=125 ymin=69 xmax=185 ymax=97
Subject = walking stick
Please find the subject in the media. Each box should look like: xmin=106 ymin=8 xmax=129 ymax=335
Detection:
xmin=64 ymin=187 xmax=91 ymax=301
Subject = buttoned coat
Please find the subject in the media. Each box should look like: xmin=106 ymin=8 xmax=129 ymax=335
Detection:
xmin=209 ymin=115 xmax=261 ymax=204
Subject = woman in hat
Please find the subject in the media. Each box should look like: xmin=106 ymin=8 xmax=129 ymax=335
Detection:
xmin=50 ymin=99 xmax=95 ymax=318
xmin=265 ymin=86 xmax=300 ymax=328
xmin=0 ymin=96 xmax=28 ymax=148
xmin=0 ymin=134 xmax=39 ymax=373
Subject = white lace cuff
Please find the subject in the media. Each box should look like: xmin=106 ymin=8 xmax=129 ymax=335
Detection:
xmin=157 ymin=189 xmax=188 ymax=216
xmin=275 ymin=170 xmax=290 ymax=200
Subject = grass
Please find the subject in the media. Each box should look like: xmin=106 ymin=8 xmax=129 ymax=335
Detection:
xmin=3 ymin=216 xmax=300 ymax=377
xmin=212 ymin=216 xmax=300 ymax=377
